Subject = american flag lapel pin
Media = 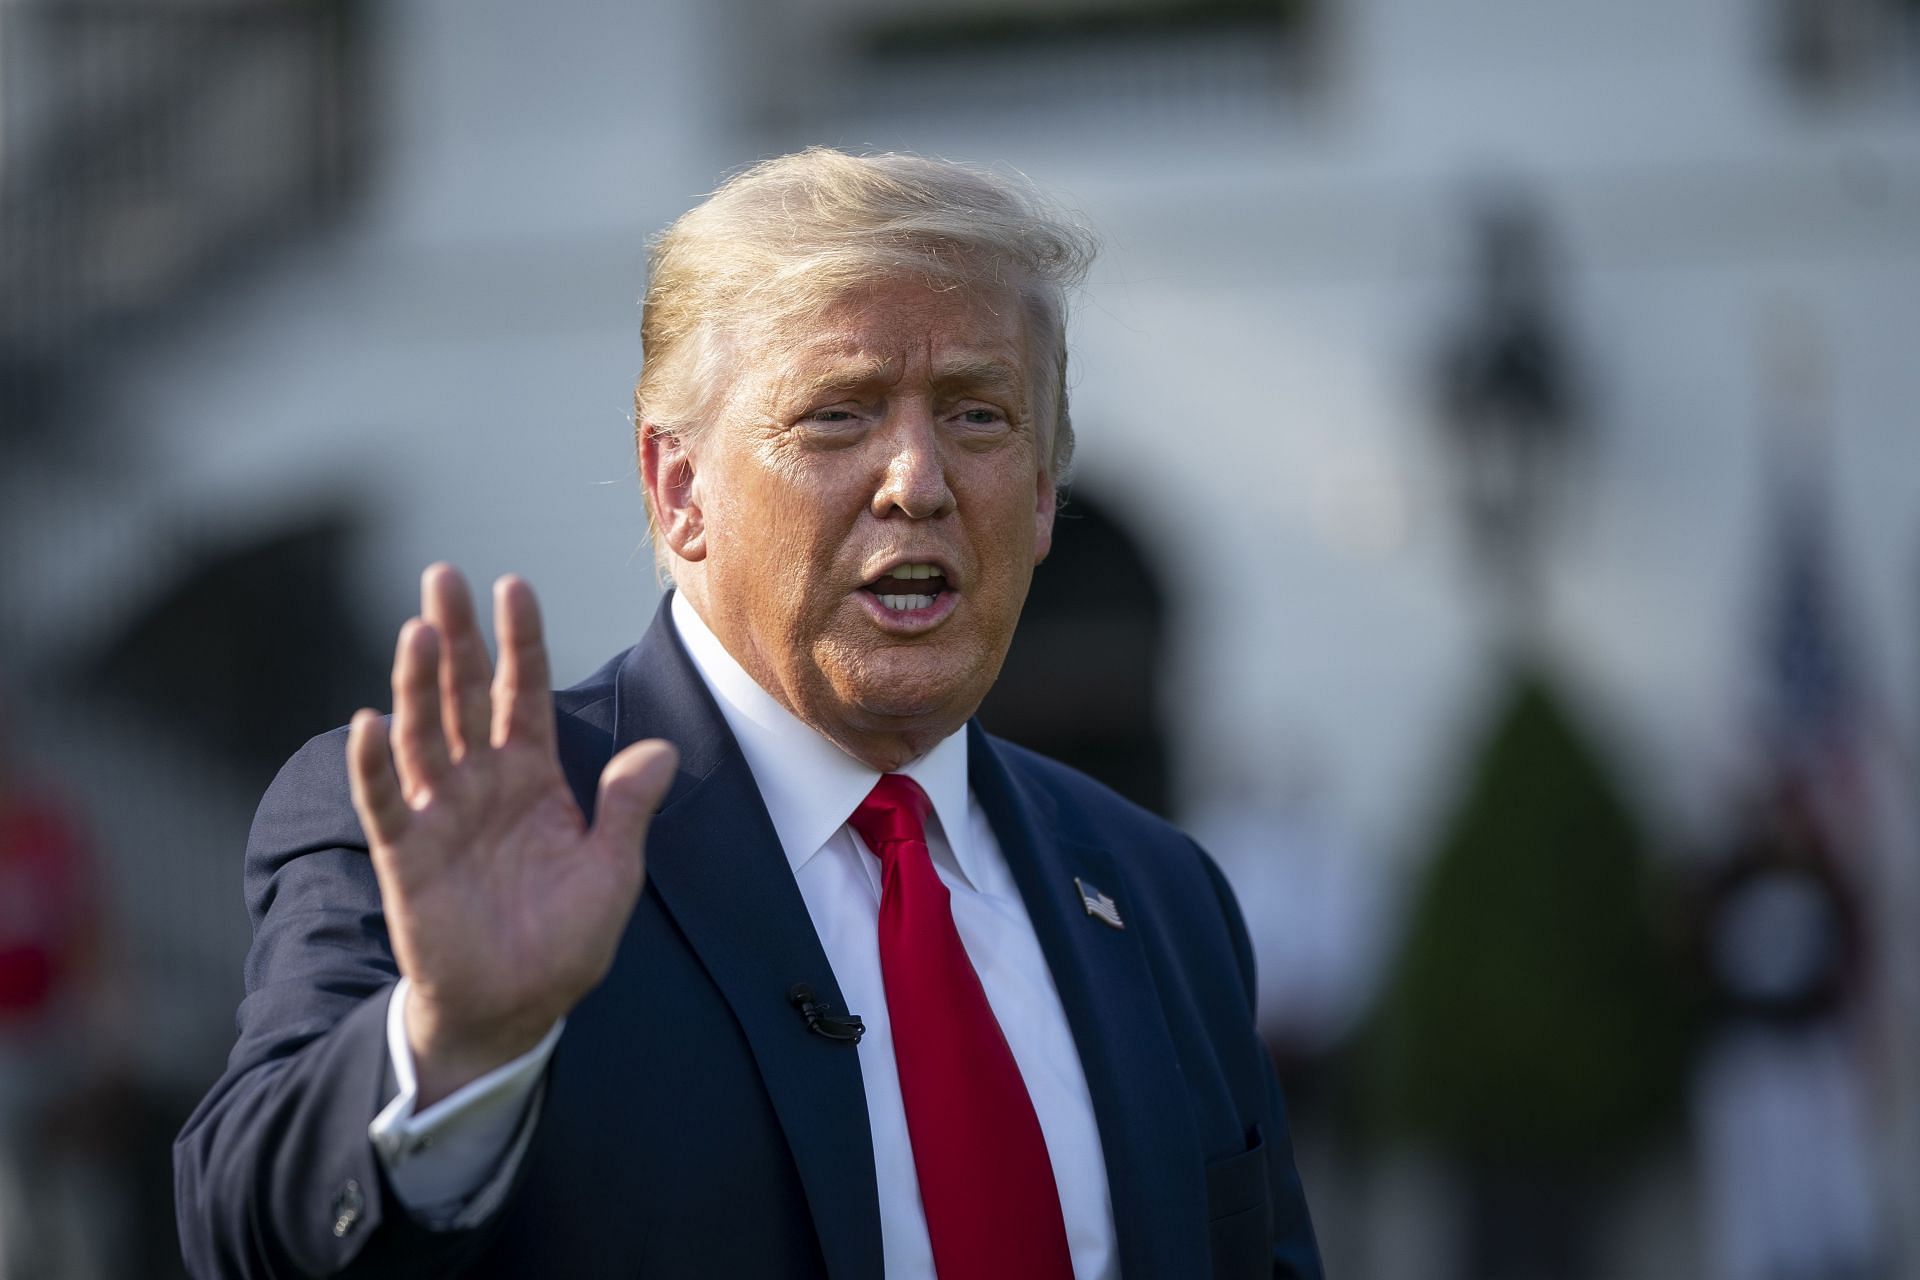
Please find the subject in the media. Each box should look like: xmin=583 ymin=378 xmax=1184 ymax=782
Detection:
xmin=1074 ymin=877 xmax=1125 ymax=930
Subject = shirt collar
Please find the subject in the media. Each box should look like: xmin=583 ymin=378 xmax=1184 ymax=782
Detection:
xmin=669 ymin=591 xmax=978 ymax=889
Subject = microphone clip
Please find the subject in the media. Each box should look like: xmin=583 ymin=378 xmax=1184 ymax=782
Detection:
xmin=787 ymin=984 xmax=865 ymax=1045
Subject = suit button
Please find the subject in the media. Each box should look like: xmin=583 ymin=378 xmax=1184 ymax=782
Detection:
xmin=332 ymin=1179 xmax=365 ymax=1238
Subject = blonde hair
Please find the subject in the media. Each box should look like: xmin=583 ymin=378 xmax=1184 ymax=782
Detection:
xmin=635 ymin=148 xmax=1097 ymax=502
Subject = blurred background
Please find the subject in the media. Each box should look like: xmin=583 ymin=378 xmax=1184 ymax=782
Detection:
xmin=1 ymin=0 xmax=1916 ymax=1275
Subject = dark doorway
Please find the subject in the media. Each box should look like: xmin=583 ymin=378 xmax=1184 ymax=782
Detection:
xmin=979 ymin=489 xmax=1172 ymax=816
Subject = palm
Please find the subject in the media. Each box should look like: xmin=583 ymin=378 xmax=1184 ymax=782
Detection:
xmin=383 ymin=742 xmax=629 ymax=1026
xmin=347 ymin=566 xmax=675 ymax=1096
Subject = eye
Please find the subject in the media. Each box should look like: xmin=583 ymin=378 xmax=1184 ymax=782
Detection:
xmin=791 ymin=404 xmax=870 ymax=448
xmin=947 ymin=403 xmax=1011 ymax=432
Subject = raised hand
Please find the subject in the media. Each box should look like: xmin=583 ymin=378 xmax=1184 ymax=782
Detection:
xmin=346 ymin=565 xmax=677 ymax=1105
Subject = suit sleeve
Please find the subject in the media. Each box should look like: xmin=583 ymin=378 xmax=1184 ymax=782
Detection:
xmin=173 ymin=728 xmax=516 ymax=1278
xmin=1196 ymin=845 xmax=1325 ymax=1280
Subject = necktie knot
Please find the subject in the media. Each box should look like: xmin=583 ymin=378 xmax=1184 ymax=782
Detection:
xmin=848 ymin=774 xmax=933 ymax=857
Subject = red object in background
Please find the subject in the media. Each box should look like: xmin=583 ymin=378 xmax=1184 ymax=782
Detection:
xmin=0 ymin=796 xmax=94 ymax=1020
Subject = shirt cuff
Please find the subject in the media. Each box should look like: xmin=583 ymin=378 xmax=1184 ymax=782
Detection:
xmin=368 ymin=976 xmax=563 ymax=1228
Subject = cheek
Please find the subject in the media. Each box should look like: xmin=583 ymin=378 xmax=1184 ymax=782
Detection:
xmin=749 ymin=502 xmax=851 ymax=625
xmin=714 ymin=459 xmax=807 ymax=558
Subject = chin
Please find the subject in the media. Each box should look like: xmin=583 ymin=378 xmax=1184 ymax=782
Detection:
xmin=847 ymin=681 xmax=968 ymax=725
xmin=840 ymin=658 xmax=985 ymax=729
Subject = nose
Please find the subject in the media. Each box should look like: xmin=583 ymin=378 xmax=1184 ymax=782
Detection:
xmin=871 ymin=412 xmax=955 ymax=520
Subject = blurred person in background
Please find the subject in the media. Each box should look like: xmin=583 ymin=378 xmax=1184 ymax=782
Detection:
xmin=1684 ymin=340 xmax=1893 ymax=1280
xmin=0 ymin=695 xmax=121 ymax=1279
xmin=1690 ymin=777 xmax=1881 ymax=1280
xmin=174 ymin=149 xmax=1322 ymax=1279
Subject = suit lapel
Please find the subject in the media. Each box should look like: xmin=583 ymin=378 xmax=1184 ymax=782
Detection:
xmin=612 ymin=608 xmax=883 ymax=1280
xmin=969 ymin=725 xmax=1212 ymax=1277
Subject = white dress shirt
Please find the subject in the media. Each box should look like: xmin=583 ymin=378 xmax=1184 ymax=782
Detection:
xmin=371 ymin=593 xmax=1118 ymax=1277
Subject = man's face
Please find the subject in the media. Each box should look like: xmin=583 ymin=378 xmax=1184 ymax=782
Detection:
xmin=684 ymin=277 xmax=1055 ymax=767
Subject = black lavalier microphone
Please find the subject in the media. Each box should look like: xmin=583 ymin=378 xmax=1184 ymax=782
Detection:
xmin=787 ymin=984 xmax=865 ymax=1044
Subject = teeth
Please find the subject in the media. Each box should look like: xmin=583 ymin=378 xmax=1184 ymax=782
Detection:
xmin=887 ymin=564 xmax=943 ymax=581
xmin=879 ymin=594 xmax=936 ymax=611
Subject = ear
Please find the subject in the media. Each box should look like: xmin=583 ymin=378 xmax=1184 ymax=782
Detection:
xmin=641 ymin=421 xmax=706 ymax=562
xmin=1032 ymin=469 xmax=1057 ymax=566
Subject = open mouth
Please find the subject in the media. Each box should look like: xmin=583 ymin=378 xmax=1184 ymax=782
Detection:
xmin=860 ymin=563 xmax=949 ymax=614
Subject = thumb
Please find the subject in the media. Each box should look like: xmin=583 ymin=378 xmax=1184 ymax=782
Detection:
xmin=592 ymin=738 xmax=679 ymax=861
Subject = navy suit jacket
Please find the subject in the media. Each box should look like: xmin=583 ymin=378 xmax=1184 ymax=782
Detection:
xmin=176 ymin=602 xmax=1322 ymax=1277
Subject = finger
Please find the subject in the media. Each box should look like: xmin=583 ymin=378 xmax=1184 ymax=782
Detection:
xmin=346 ymin=709 xmax=410 ymax=845
xmin=391 ymin=618 xmax=454 ymax=803
xmin=421 ymin=563 xmax=493 ymax=760
xmin=492 ymin=575 xmax=557 ymax=750
xmin=590 ymin=739 xmax=679 ymax=867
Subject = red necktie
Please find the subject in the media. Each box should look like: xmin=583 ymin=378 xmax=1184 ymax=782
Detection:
xmin=848 ymin=774 xmax=1075 ymax=1279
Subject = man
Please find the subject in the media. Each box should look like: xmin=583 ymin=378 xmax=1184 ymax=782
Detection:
xmin=176 ymin=149 xmax=1321 ymax=1278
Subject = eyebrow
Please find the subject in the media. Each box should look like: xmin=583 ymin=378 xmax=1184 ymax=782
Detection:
xmin=786 ymin=358 xmax=895 ymax=407
xmin=931 ymin=357 xmax=1026 ymax=398
xmin=783 ymin=355 xmax=1028 ymax=407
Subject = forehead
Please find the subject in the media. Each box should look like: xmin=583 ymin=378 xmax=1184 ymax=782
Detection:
xmin=766 ymin=277 xmax=1030 ymax=379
